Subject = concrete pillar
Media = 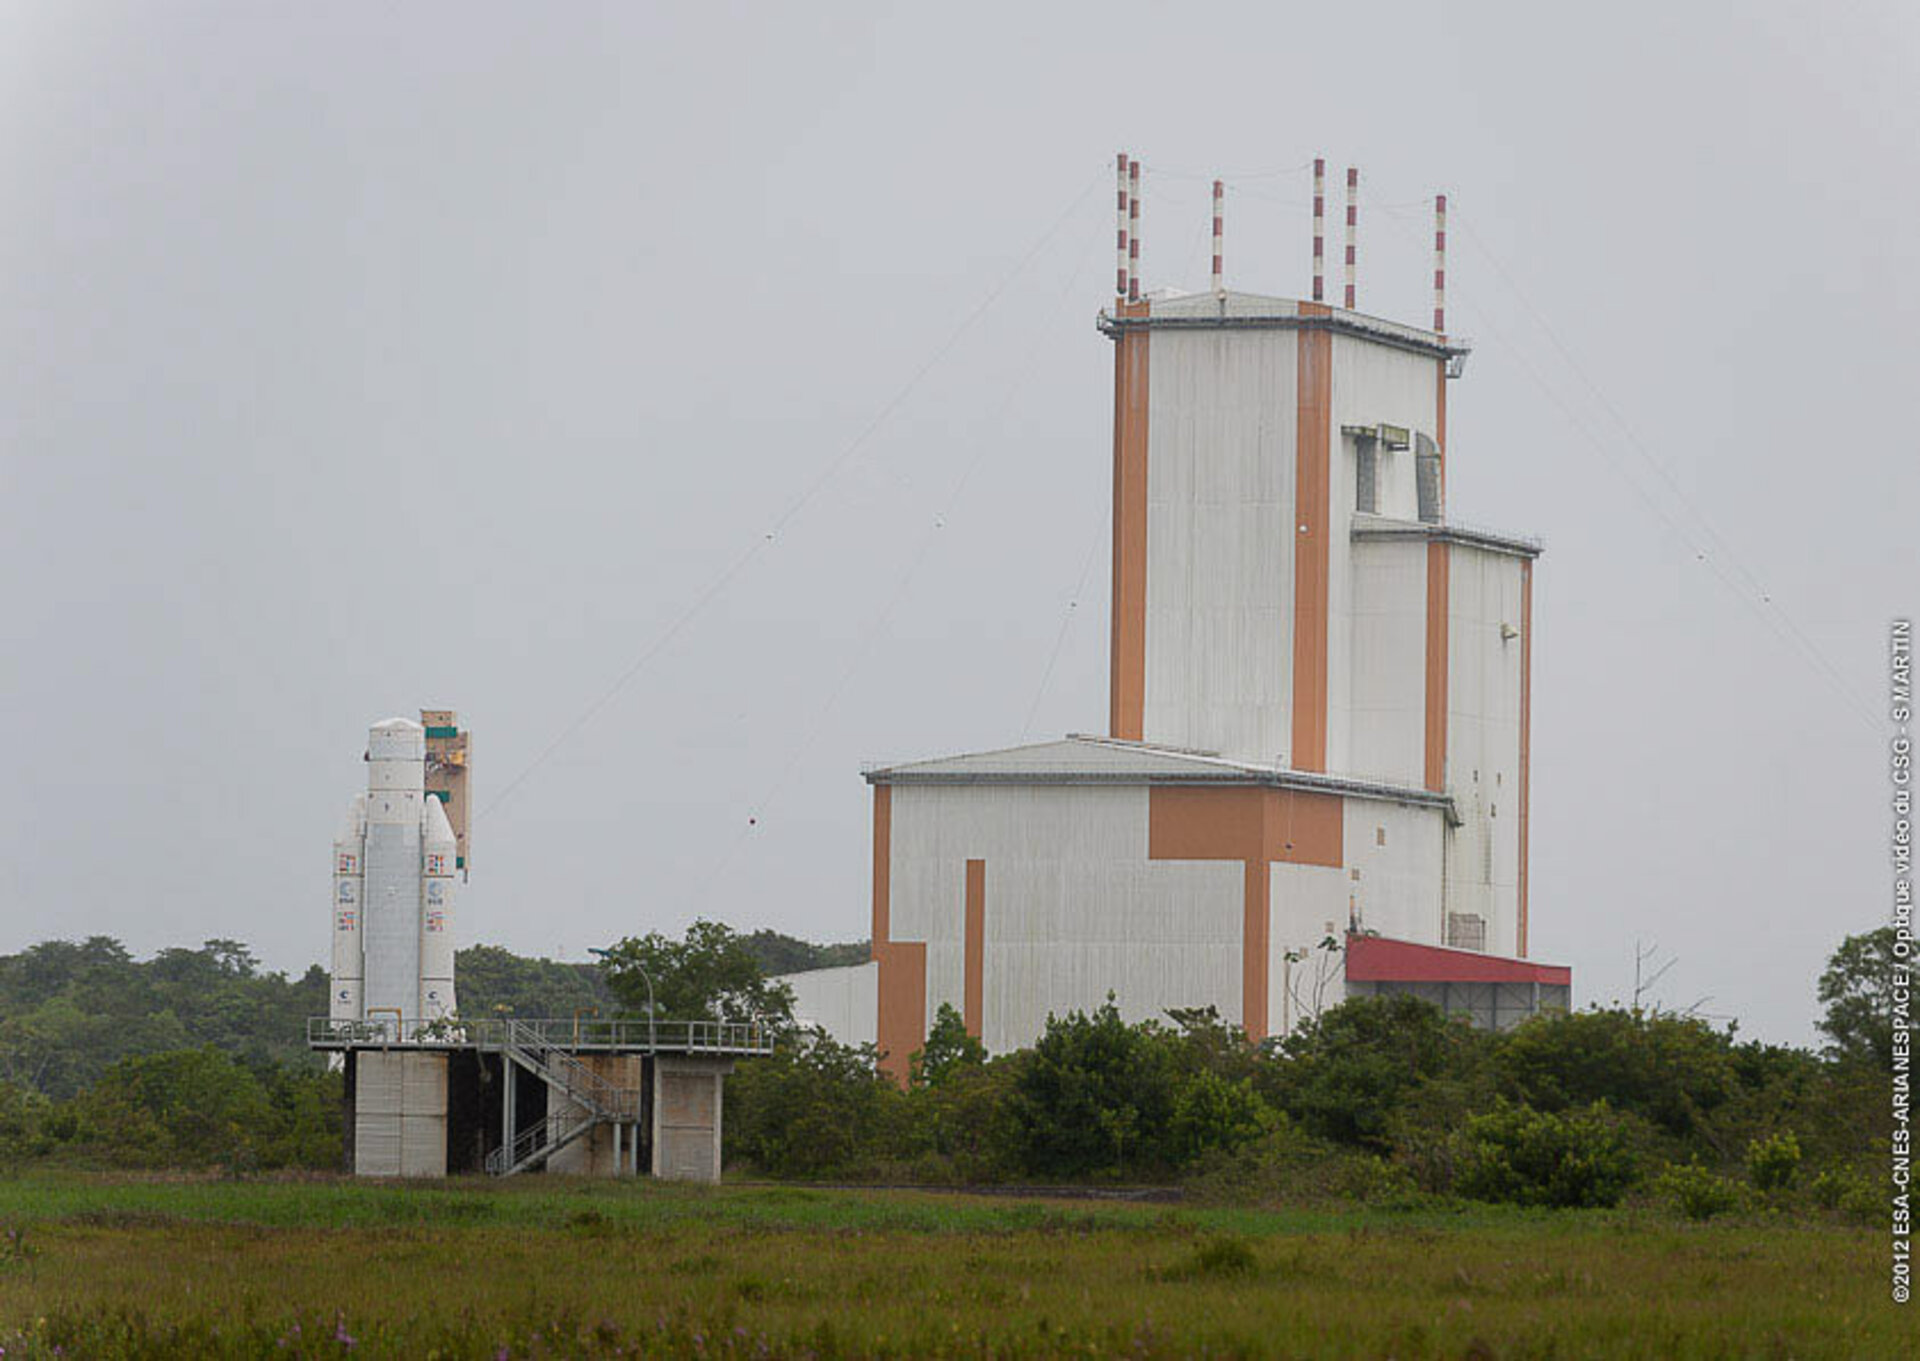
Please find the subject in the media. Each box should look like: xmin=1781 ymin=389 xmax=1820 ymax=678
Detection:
xmin=649 ymin=1055 xmax=734 ymax=1183
xmin=353 ymin=1051 xmax=447 ymax=1177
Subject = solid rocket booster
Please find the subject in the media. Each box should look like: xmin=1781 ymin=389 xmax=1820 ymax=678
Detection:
xmin=330 ymin=794 xmax=367 ymax=1023
xmin=419 ymin=795 xmax=457 ymax=1016
xmin=330 ymin=717 xmax=459 ymax=1024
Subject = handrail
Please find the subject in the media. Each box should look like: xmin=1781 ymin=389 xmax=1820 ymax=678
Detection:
xmin=503 ymin=1019 xmax=638 ymax=1120
xmin=307 ymin=1015 xmax=774 ymax=1053
xmin=482 ymin=1105 xmax=597 ymax=1176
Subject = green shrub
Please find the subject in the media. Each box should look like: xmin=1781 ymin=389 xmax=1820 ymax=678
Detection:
xmin=1655 ymin=1162 xmax=1745 ymax=1220
xmin=1496 ymin=1008 xmax=1736 ymax=1137
xmin=1168 ymin=1070 xmax=1273 ymax=1162
xmin=1262 ymin=995 xmax=1487 ymax=1148
xmin=1337 ymin=1154 xmax=1429 ymax=1209
xmin=1183 ymin=1118 xmax=1339 ymax=1204
xmin=725 ymin=1033 xmax=906 ymax=1177
xmin=1453 ymin=1100 xmax=1638 ymax=1208
xmin=1745 ymin=1131 xmax=1801 ymax=1191
xmin=1809 ymin=1165 xmax=1881 ymax=1223
xmin=1006 ymin=1000 xmax=1184 ymax=1177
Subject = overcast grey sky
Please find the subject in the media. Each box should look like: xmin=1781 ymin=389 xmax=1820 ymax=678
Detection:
xmin=3 ymin=1 xmax=1913 ymax=1046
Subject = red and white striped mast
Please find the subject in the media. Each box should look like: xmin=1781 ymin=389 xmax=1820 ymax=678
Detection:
xmin=1127 ymin=158 xmax=1142 ymax=303
xmin=1433 ymin=193 xmax=1448 ymax=333
xmin=1115 ymin=152 xmax=1131 ymax=301
xmin=1311 ymin=157 xmax=1326 ymax=303
xmin=1344 ymin=166 xmax=1359 ymax=310
xmin=1211 ymin=179 xmax=1224 ymax=295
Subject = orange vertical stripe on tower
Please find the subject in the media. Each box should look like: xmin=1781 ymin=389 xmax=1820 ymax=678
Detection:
xmin=1435 ymin=360 xmax=1448 ymax=503
xmin=1291 ymin=311 xmax=1332 ymax=771
xmin=1109 ymin=302 xmax=1151 ymax=740
xmin=963 ymin=859 xmax=985 ymax=1039
xmin=1242 ymin=859 xmax=1270 ymax=1042
xmin=1518 ymin=560 xmax=1533 ymax=957
xmin=1423 ymin=541 xmax=1451 ymax=792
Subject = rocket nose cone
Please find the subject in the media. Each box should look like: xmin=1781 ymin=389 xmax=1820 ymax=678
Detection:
xmin=423 ymin=794 xmax=457 ymax=847
xmin=334 ymin=794 xmax=367 ymax=846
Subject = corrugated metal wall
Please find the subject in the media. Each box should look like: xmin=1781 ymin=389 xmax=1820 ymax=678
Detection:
xmin=1347 ymin=537 xmax=1429 ymax=787
xmin=1444 ymin=544 xmax=1529 ymax=953
xmin=781 ymin=962 xmax=879 ymax=1047
xmin=890 ymin=785 xmax=1242 ymax=1053
xmin=1328 ymin=337 xmax=1441 ymax=777
xmin=1143 ymin=330 xmax=1299 ymax=763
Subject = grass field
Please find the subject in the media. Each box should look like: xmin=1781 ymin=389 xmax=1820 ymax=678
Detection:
xmin=0 ymin=1174 xmax=1896 ymax=1358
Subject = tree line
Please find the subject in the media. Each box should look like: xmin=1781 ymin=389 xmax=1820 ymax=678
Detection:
xmin=0 ymin=922 xmax=1898 ymax=1219
xmin=714 ymin=923 xmax=1898 ymax=1219
xmin=0 ymin=928 xmax=845 ymax=1169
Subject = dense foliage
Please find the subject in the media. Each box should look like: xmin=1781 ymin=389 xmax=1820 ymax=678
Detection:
xmin=724 ymin=933 xmax=1893 ymax=1217
xmin=738 ymin=929 xmax=868 ymax=977
xmin=0 ymin=937 xmax=325 ymax=1100
xmin=0 ymin=924 xmax=1893 ymax=1212
xmin=453 ymin=944 xmax=615 ymax=1020
xmin=600 ymin=920 xmax=798 ymax=1024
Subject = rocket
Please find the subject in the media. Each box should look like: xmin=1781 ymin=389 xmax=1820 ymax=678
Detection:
xmin=331 ymin=717 xmax=458 ymax=1025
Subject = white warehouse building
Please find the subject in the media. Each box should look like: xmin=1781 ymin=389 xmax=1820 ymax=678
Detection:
xmin=784 ymin=161 xmax=1569 ymax=1082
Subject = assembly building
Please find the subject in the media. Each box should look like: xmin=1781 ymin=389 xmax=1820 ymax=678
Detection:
xmin=786 ymin=156 xmax=1570 ymax=1081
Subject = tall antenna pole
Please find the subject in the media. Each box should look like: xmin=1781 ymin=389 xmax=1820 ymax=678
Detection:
xmin=1433 ymin=193 xmax=1448 ymax=333
xmin=1127 ymin=158 xmax=1141 ymax=302
xmin=1344 ymin=166 xmax=1358 ymax=310
xmin=1211 ymin=179 xmax=1224 ymax=295
xmin=1115 ymin=152 xmax=1131 ymax=301
xmin=1311 ymin=158 xmax=1325 ymax=302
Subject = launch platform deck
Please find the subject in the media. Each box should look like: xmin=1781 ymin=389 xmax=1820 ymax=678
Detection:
xmin=308 ymin=1016 xmax=774 ymax=1181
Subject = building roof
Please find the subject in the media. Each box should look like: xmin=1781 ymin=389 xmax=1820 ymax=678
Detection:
xmin=1351 ymin=513 xmax=1543 ymax=560
xmin=864 ymin=735 xmax=1454 ymax=812
xmin=1345 ymin=934 xmax=1571 ymax=986
xmin=1097 ymin=291 xmax=1467 ymax=362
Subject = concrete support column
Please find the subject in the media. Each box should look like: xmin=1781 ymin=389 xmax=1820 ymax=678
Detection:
xmin=501 ymin=1057 xmax=516 ymax=1164
xmin=649 ymin=1055 xmax=734 ymax=1183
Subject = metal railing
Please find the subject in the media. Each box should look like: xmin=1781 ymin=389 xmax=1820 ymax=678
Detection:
xmin=503 ymin=1019 xmax=639 ymax=1121
xmin=482 ymin=1105 xmax=597 ymax=1176
xmin=307 ymin=1015 xmax=774 ymax=1054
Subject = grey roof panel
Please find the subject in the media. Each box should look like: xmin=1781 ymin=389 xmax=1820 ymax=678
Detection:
xmin=864 ymin=736 xmax=1453 ymax=812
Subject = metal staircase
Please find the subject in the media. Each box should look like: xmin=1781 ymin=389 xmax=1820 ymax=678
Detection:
xmin=483 ymin=1019 xmax=643 ymax=1176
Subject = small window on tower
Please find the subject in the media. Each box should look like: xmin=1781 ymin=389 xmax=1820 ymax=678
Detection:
xmin=1375 ymin=826 xmax=1387 ymax=847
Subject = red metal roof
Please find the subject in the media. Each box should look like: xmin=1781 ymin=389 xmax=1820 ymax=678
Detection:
xmin=1344 ymin=933 xmax=1571 ymax=986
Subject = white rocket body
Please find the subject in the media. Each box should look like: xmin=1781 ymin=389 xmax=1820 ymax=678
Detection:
xmin=418 ymin=796 xmax=458 ymax=1018
xmin=330 ymin=718 xmax=458 ymax=1024
xmin=329 ymin=795 xmax=367 ymax=1023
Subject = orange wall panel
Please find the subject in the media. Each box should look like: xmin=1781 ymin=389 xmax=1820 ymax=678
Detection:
xmin=1291 ymin=315 xmax=1332 ymax=771
xmin=1109 ymin=303 xmax=1150 ymax=740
